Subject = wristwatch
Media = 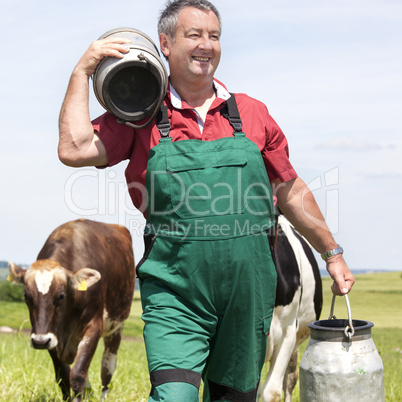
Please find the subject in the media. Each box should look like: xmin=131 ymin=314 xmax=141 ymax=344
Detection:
xmin=321 ymin=245 xmax=344 ymax=261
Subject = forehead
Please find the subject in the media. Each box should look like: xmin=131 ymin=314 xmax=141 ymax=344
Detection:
xmin=25 ymin=264 xmax=67 ymax=295
xmin=177 ymin=7 xmax=220 ymax=33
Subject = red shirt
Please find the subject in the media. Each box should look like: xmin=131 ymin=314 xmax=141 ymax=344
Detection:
xmin=93 ymin=79 xmax=297 ymax=215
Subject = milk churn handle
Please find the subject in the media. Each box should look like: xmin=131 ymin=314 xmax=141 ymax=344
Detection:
xmin=329 ymin=294 xmax=355 ymax=340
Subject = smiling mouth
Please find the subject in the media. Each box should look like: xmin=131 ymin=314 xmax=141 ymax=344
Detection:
xmin=193 ymin=56 xmax=210 ymax=62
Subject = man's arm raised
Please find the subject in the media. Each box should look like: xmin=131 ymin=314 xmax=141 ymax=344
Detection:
xmin=58 ymin=37 xmax=130 ymax=167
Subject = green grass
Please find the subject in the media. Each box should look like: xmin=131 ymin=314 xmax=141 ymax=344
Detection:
xmin=0 ymin=272 xmax=401 ymax=401
xmin=0 ymin=299 xmax=31 ymax=330
xmin=0 ymin=333 xmax=149 ymax=401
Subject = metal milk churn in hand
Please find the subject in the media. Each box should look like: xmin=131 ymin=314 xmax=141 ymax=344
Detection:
xmin=93 ymin=27 xmax=168 ymax=129
xmin=299 ymin=294 xmax=384 ymax=401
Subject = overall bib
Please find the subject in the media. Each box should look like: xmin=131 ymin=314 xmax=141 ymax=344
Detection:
xmin=137 ymin=95 xmax=277 ymax=402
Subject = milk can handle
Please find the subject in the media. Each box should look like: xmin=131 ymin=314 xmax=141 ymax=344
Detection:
xmin=328 ymin=294 xmax=355 ymax=340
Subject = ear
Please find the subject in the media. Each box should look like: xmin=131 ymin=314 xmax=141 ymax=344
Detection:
xmin=159 ymin=33 xmax=171 ymax=59
xmin=8 ymin=261 xmax=26 ymax=284
xmin=70 ymin=268 xmax=101 ymax=292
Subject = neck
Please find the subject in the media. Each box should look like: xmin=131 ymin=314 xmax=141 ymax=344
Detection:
xmin=170 ymin=76 xmax=215 ymax=108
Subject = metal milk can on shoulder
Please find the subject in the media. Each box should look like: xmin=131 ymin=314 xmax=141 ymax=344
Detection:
xmin=299 ymin=294 xmax=384 ymax=401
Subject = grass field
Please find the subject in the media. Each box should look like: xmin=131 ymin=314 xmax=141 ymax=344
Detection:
xmin=0 ymin=271 xmax=401 ymax=401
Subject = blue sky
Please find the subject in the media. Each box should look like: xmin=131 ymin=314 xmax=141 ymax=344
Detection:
xmin=1 ymin=0 xmax=401 ymax=272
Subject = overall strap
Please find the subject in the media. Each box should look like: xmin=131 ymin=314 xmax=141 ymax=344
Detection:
xmin=221 ymin=93 xmax=243 ymax=134
xmin=156 ymin=102 xmax=171 ymax=138
xmin=157 ymin=93 xmax=243 ymax=138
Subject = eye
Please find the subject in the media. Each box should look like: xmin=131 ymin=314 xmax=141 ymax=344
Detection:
xmin=188 ymin=32 xmax=200 ymax=39
xmin=55 ymin=292 xmax=66 ymax=306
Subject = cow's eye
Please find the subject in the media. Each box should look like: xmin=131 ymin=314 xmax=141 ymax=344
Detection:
xmin=55 ymin=292 xmax=65 ymax=305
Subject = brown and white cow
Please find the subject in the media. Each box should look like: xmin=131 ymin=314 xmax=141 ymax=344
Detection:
xmin=258 ymin=212 xmax=323 ymax=402
xmin=8 ymin=219 xmax=135 ymax=401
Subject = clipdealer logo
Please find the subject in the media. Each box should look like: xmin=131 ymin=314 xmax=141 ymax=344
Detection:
xmin=148 ymin=169 xmax=273 ymax=217
xmin=63 ymin=167 xmax=341 ymax=235
xmin=63 ymin=169 xmax=143 ymax=226
xmin=144 ymin=219 xmax=273 ymax=240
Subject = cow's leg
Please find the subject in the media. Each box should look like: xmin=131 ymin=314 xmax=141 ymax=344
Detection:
xmin=70 ymin=327 xmax=102 ymax=401
xmin=283 ymin=347 xmax=299 ymax=402
xmin=101 ymin=325 xmax=123 ymax=400
xmin=257 ymin=328 xmax=276 ymax=401
xmin=48 ymin=348 xmax=71 ymax=401
xmin=261 ymin=319 xmax=298 ymax=402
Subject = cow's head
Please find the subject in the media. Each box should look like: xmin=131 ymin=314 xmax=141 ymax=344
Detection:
xmin=8 ymin=260 xmax=101 ymax=350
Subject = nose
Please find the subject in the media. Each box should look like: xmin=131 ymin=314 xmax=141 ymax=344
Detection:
xmin=31 ymin=336 xmax=52 ymax=349
xmin=31 ymin=333 xmax=58 ymax=349
xmin=199 ymin=35 xmax=213 ymax=51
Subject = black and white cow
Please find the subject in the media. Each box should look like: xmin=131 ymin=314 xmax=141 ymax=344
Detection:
xmin=258 ymin=212 xmax=323 ymax=402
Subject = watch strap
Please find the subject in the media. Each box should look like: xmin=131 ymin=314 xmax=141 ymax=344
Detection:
xmin=321 ymin=245 xmax=343 ymax=261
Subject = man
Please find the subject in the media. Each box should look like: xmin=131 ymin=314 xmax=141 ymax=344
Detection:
xmin=58 ymin=1 xmax=355 ymax=401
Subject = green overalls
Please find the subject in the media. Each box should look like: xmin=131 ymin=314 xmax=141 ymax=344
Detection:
xmin=137 ymin=95 xmax=277 ymax=401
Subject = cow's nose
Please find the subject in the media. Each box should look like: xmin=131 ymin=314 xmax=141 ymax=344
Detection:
xmin=31 ymin=335 xmax=51 ymax=349
xmin=31 ymin=333 xmax=58 ymax=349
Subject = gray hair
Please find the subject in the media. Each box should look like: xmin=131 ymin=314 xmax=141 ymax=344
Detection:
xmin=158 ymin=0 xmax=222 ymax=40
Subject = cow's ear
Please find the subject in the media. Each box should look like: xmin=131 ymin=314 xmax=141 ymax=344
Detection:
xmin=70 ymin=268 xmax=101 ymax=291
xmin=8 ymin=262 xmax=26 ymax=284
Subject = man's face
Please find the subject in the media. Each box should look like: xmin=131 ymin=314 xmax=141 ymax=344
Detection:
xmin=160 ymin=7 xmax=221 ymax=86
